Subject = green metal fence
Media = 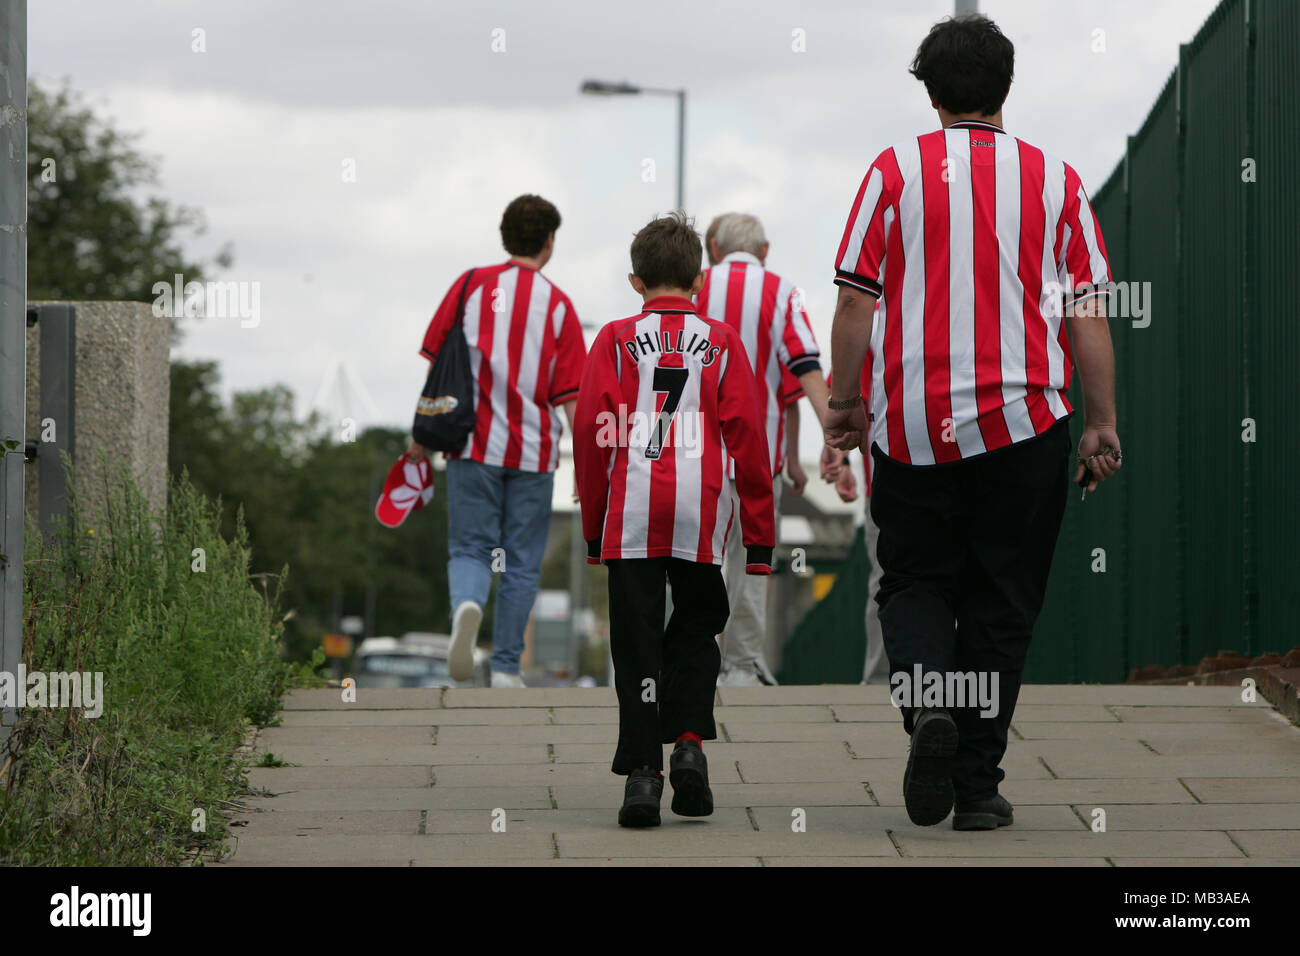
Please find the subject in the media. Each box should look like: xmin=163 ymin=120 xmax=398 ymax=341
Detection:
xmin=781 ymin=0 xmax=1299 ymax=684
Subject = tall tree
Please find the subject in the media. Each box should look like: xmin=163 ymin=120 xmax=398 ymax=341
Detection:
xmin=26 ymin=80 xmax=232 ymax=305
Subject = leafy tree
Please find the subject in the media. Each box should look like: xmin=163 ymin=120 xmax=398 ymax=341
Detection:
xmin=168 ymin=363 xmax=452 ymax=659
xmin=26 ymin=79 xmax=232 ymax=306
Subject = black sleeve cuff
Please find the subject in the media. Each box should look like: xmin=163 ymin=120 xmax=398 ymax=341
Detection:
xmin=833 ymin=269 xmax=883 ymax=297
xmin=745 ymin=545 xmax=773 ymax=568
xmin=587 ymin=538 xmax=602 ymax=564
xmin=786 ymin=356 xmax=821 ymax=378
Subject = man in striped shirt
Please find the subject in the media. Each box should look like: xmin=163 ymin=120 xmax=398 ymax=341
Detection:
xmin=408 ymin=194 xmax=587 ymax=688
xmin=574 ymin=213 xmax=774 ymax=826
xmin=697 ymin=213 xmax=831 ymax=686
xmin=824 ymin=14 xmax=1123 ymax=830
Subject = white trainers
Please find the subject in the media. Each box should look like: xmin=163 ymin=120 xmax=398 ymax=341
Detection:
xmin=717 ymin=665 xmax=762 ymax=687
xmin=718 ymin=661 xmax=778 ymax=687
xmin=490 ymin=671 xmax=527 ymax=689
xmin=448 ymin=601 xmax=482 ymax=682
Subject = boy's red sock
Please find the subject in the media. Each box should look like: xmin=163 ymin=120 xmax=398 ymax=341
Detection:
xmin=676 ymin=732 xmax=703 ymax=749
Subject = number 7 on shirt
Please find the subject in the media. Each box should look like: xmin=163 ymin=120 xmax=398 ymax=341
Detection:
xmin=646 ymin=365 xmax=689 ymax=461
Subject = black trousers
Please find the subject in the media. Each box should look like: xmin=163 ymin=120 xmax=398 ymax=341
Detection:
xmin=870 ymin=417 xmax=1071 ymax=802
xmin=606 ymin=557 xmax=729 ymax=774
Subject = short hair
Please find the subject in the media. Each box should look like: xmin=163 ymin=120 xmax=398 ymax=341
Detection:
xmin=909 ymin=14 xmax=1014 ymax=117
xmin=630 ymin=212 xmax=702 ymax=290
xmin=500 ymin=194 xmax=561 ymax=257
xmin=712 ymin=213 xmax=767 ymax=259
xmin=704 ymin=213 xmax=736 ymax=265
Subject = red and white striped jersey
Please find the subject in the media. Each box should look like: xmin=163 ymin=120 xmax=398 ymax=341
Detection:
xmin=834 ymin=120 xmax=1112 ymax=466
xmin=574 ymin=296 xmax=775 ymax=571
xmin=697 ymin=253 xmax=822 ymax=477
xmin=420 ymin=262 xmax=586 ymax=472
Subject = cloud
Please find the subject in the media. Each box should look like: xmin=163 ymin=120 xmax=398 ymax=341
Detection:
xmin=30 ymin=0 xmax=1223 ymax=460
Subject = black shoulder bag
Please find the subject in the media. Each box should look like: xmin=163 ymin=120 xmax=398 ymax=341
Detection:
xmin=412 ymin=269 xmax=478 ymax=452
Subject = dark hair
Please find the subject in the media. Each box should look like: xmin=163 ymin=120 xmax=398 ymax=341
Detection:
xmin=500 ymin=194 xmax=561 ymax=257
xmin=630 ymin=212 xmax=702 ymax=290
xmin=909 ymin=14 xmax=1014 ymax=116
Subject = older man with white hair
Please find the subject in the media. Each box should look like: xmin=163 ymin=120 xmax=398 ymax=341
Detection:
xmin=697 ymin=213 xmax=831 ymax=685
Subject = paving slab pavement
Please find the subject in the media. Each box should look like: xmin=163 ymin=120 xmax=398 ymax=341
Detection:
xmin=222 ymin=684 xmax=1299 ymax=866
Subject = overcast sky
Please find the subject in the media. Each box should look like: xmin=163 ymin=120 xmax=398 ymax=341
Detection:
xmin=30 ymin=0 xmax=1220 ymax=458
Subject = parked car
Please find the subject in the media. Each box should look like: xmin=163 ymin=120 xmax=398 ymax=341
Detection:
xmin=354 ymin=633 xmax=488 ymax=688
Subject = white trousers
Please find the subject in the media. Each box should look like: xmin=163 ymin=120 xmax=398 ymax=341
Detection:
xmin=862 ymin=501 xmax=890 ymax=683
xmin=720 ymin=476 xmax=782 ymax=672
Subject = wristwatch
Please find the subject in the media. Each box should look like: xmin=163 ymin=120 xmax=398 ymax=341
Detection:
xmin=827 ymin=394 xmax=862 ymax=410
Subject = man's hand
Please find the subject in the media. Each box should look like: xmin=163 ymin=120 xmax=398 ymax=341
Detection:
xmin=405 ymin=440 xmax=428 ymax=461
xmin=1075 ymin=425 xmax=1123 ymax=493
xmin=1067 ymin=293 xmax=1121 ymax=496
xmin=826 ymin=284 xmax=876 ymax=449
xmin=833 ymin=460 xmax=858 ymax=503
xmin=824 ymin=401 xmax=868 ymax=451
xmin=786 ymin=457 xmax=809 ymax=495
xmin=819 ymin=443 xmax=843 ymax=482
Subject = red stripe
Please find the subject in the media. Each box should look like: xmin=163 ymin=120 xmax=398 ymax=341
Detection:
xmin=757 ymin=272 xmax=779 ymax=474
xmin=697 ymin=336 xmax=724 ymax=562
xmin=469 ymin=279 xmax=496 ymax=461
xmin=1025 ymin=386 xmax=1056 ymax=433
xmin=918 ymin=131 xmax=956 ymax=463
xmin=1052 ymin=168 xmax=1069 ymax=282
xmin=603 ymin=315 xmax=645 ymax=557
xmin=534 ymin=286 xmax=557 ymax=470
xmin=835 ymin=169 xmax=873 ymax=269
xmin=501 ymin=269 xmax=532 ymax=469
xmin=646 ymin=313 xmax=681 ymax=556
xmin=855 ymin=176 xmax=891 ymax=283
xmin=970 ymin=135 xmax=1011 ymax=451
xmin=724 ymin=262 xmax=746 ymax=334
xmin=1062 ymin=165 xmax=1092 ymax=289
xmin=875 ymin=150 xmax=909 ymax=463
xmin=696 ymin=271 xmax=711 ymax=315
xmin=720 ymin=263 xmax=748 ymax=482
xmin=1084 ymin=192 xmax=1112 ymax=279
xmin=1017 ymin=141 xmax=1051 ymax=412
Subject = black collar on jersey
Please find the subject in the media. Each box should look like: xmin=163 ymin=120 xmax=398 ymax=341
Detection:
xmin=641 ymin=294 xmax=698 ymax=314
xmin=947 ymin=119 xmax=1005 ymax=133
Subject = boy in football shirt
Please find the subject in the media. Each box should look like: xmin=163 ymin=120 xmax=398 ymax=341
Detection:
xmin=574 ymin=213 xmax=776 ymax=828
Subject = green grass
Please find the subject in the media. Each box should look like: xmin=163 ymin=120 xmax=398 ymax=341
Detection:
xmin=0 ymin=464 xmax=294 ymax=865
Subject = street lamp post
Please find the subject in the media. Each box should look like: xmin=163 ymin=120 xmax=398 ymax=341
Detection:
xmin=580 ymin=79 xmax=687 ymax=212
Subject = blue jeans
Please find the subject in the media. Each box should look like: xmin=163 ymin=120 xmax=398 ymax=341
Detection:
xmin=445 ymin=459 xmax=555 ymax=674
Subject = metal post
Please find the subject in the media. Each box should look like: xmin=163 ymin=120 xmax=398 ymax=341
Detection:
xmin=0 ymin=0 xmax=27 ymax=742
xmin=675 ymin=89 xmax=686 ymax=213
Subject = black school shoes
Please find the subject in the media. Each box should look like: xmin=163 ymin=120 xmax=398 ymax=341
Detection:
xmin=903 ymin=707 xmax=959 ymax=826
xmin=953 ymin=793 xmax=1014 ymax=830
xmin=618 ymin=768 xmax=663 ymax=828
xmin=669 ymin=739 xmax=714 ymax=817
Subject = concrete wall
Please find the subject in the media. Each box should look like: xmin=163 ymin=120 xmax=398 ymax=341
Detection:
xmin=25 ymin=301 xmax=170 ymax=527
